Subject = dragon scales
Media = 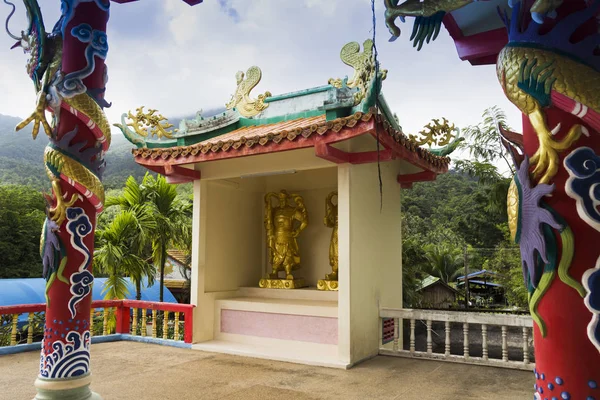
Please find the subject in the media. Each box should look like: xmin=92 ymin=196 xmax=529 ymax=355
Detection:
xmin=385 ymin=0 xmax=600 ymax=398
xmin=4 ymin=0 xmax=110 ymax=398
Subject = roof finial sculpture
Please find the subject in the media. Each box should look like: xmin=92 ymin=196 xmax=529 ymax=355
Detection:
xmin=225 ymin=66 xmax=272 ymax=118
xmin=328 ymin=39 xmax=387 ymax=106
xmin=113 ymin=106 xmax=176 ymax=148
xmin=409 ymin=118 xmax=464 ymax=156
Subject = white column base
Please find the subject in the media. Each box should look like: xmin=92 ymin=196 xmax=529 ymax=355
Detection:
xmin=34 ymin=374 xmax=102 ymax=400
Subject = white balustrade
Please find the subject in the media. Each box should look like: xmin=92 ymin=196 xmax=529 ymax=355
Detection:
xmin=501 ymin=325 xmax=508 ymax=362
xmin=463 ymin=323 xmax=469 ymax=359
xmin=379 ymin=308 xmax=534 ymax=371
xmin=426 ymin=320 xmax=433 ymax=354
xmin=522 ymin=327 xmax=529 ymax=364
xmin=409 ymin=319 xmax=415 ymax=353
xmin=482 ymin=324 xmax=488 ymax=361
xmin=444 ymin=321 xmax=450 ymax=357
xmin=393 ymin=318 xmax=399 ymax=352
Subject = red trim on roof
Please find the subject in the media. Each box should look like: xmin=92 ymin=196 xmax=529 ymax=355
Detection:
xmin=133 ymin=111 xmax=450 ymax=176
xmin=136 ymin=118 xmax=377 ymax=168
xmin=443 ymin=14 xmax=507 ymax=66
xmin=314 ymin=141 xmax=395 ymax=165
xmin=164 ymin=164 xmax=201 ymax=184
xmin=371 ymin=126 xmax=444 ymax=173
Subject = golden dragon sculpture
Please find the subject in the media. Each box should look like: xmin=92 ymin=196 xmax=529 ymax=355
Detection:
xmin=225 ymin=66 xmax=271 ymax=118
xmin=384 ymin=0 xmax=564 ymax=49
xmin=5 ymin=0 xmax=110 ymax=224
xmin=497 ymin=2 xmax=600 ymax=184
xmin=385 ymin=0 xmax=599 ymax=185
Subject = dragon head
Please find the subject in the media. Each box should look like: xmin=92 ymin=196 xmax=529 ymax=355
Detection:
xmin=4 ymin=0 xmax=46 ymax=88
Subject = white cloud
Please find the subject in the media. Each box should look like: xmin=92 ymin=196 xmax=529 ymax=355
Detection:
xmin=0 ymin=0 xmax=522 ymax=147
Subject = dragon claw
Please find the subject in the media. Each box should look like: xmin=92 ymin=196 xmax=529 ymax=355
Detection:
xmin=49 ymin=180 xmax=78 ymax=225
xmin=16 ymin=92 xmax=53 ymax=139
xmin=529 ymin=107 xmax=583 ymax=184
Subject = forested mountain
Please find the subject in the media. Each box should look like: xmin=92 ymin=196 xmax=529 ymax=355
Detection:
xmin=0 ymin=108 xmax=225 ymax=189
xmin=401 ymin=172 xmax=525 ymax=308
xmin=0 ymin=113 xmax=148 ymax=189
xmin=0 ymin=107 xmax=524 ymax=308
xmin=402 ymin=171 xmax=506 ymax=249
xmin=0 ymin=185 xmax=46 ymax=278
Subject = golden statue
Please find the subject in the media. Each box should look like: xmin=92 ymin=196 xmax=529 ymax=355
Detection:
xmin=259 ymin=190 xmax=309 ymax=289
xmin=318 ymin=191 xmax=339 ymax=291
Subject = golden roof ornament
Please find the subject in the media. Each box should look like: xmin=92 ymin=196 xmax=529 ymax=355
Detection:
xmin=409 ymin=118 xmax=457 ymax=147
xmin=113 ymin=106 xmax=176 ymax=148
xmin=328 ymin=39 xmax=387 ymax=105
xmin=225 ymin=66 xmax=272 ymax=118
xmin=124 ymin=106 xmax=176 ymax=139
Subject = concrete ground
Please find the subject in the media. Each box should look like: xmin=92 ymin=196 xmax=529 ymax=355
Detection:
xmin=0 ymin=342 xmax=533 ymax=400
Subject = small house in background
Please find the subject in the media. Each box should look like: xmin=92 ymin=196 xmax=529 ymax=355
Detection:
xmin=456 ymin=270 xmax=506 ymax=307
xmin=162 ymin=249 xmax=191 ymax=303
xmin=417 ymin=275 xmax=459 ymax=309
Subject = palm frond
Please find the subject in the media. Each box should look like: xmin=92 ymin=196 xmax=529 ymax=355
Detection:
xmin=102 ymin=275 xmax=129 ymax=300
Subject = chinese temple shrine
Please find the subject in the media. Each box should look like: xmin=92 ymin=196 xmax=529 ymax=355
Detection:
xmin=5 ymin=0 xmax=597 ymax=398
xmin=116 ymin=39 xmax=459 ymax=367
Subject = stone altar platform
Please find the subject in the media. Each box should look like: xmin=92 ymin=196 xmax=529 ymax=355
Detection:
xmin=193 ymin=287 xmax=345 ymax=368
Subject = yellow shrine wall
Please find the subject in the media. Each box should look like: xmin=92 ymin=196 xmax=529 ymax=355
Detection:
xmin=190 ymin=163 xmax=339 ymax=342
xmin=337 ymin=161 xmax=404 ymax=365
xmin=203 ymin=179 xmax=264 ymax=292
xmin=190 ymin=178 xmax=264 ymax=342
xmin=189 ymin=147 xmax=407 ymax=364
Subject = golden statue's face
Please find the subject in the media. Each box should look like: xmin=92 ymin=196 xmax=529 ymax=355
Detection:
xmin=278 ymin=192 xmax=288 ymax=207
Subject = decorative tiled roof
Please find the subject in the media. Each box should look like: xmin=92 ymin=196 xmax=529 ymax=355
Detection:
xmin=164 ymin=279 xmax=189 ymax=289
xmin=417 ymin=274 xmax=459 ymax=293
xmin=166 ymin=249 xmax=189 ymax=266
xmin=132 ymin=108 xmax=450 ymax=171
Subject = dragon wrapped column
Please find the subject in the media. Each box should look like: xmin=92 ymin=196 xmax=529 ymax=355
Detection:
xmin=33 ymin=1 xmax=110 ymax=399
xmin=381 ymin=0 xmax=599 ymax=397
xmin=498 ymin=2 xmax=600 ymax=398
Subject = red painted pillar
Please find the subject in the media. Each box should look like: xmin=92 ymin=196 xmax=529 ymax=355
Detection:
xmin=522 ymin=111 xmax=600 ymax=400
xmin=183 ymin=308 xmax=194 ymax=344
xmin=498 ymin=2 xmax=600 ymax=398
xmin=33 ymin=1 xmax=110 ymax=398
xmin=115 ymin=303 xmax=130 ymax=335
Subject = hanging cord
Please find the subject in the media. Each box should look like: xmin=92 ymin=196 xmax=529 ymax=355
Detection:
xmin=371 ymin=0 xmax=383 ymax=211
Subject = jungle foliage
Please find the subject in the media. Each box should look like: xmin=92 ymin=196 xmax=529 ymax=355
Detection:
xmin=402 ymin=106 xmax=525 ymax=309
xmin=96 ymin=174 xmax=192 ymax=301
xmin=0 ymin=114 xmax=150 ymax=190
xmin=0 ymin=108 xmax=526 ymax=309
xmin=0 ymin=185 xmax=46 ymax=279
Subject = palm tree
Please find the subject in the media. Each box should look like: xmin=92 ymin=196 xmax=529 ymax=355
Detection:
xmin=422 ymin=243 xmax=464 ymax=284
xmin=94 ymin=209 xmax=157 ymax=299
xmin=460 ymin=106 xmax=515 ymax=175
xmin=107 ymin=174 xmax=192 ymax=302
xmin=455 ymin=106 xmax=515 ymax=219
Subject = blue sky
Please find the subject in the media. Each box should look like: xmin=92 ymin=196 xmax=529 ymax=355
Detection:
xmin=0 ymin=0 xmax=521 ymax=145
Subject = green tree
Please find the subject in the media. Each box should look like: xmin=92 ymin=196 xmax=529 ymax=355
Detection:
xmin=0 ymin=185 xmax=46 ymax=278
xmin=486 ymin=227 xmax=528 ymax=308
xmin=455 ymin=105 xmax=515 ymax=220
xmin=94 ymin=209 xmax=157 ymax=299
xmin=421 ymin=243 xmax=464 ymax=284
xmin=401 ymin=235 xmax=426 ymax=307
xmin=107 ymin=174 xmax=192 ymax=302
